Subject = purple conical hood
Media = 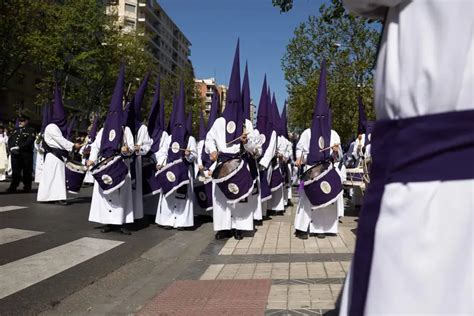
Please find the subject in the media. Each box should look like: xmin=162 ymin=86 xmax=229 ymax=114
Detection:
xmin=167 ymin=80 xmax=188 ymax=163
xmin=281 ymin=101 xmax=289 ymax=138
xmin=88 ymin=115 xmax=99 ymax=143
xmin=133 ymin=72 xmax=150 ymax=130
xmin=198 ymin=110 xmax=206 ymax=141
xmin=51 ymin=83 xmax=68 ymax=136
xmin=307 ymin=60 xmax=331 ymax=164
xmin=15 ymin=118 xmax=19 ymax=129
xmin=207 ymin=89 xmax=219 ymax=131
xmin=186 ymin=112 xmax=192 ymax=135
xmin=221 ymin=40 xmax=244 ymax=143
xmin=242 ymin=61 xmax=251 ymax=121
xmin=66 ymin=116 xmax=76 ymax=140
xmin=167 ymin=93 xmax=178 ymax=133
xmin=271 ymin=93 xmax=281 ymax=136
xmin=100 ymin=63 xmax=125 ymax=158
xmin=148 ymin=76 xmax=164 ymax=153
xmin=357 ymin=96 xmax=367 ymax=135
xmin=256 ymin=76 xmax=271 ymax=152
xmin=40 ymin=104 xmax=51 ymax=133
xmin=364 ymin=120 xmax=374 ymax=145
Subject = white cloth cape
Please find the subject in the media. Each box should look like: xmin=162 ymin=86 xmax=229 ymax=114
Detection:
xmin=37 ymin=124 xmax=73 ymax=202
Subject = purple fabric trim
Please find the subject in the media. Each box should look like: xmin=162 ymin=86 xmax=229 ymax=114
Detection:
xmin=349 ymin=109 xmax=474 ymax=316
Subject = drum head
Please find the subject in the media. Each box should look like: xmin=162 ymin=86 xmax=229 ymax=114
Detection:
xmin=212 ymin=158 xmax=241 ymax=179
xmin=301 ymin=161 xmax=330 ymax=182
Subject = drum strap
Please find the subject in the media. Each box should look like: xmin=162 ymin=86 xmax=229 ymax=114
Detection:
xmin=42 ymin=140 xmax=69 ymax=162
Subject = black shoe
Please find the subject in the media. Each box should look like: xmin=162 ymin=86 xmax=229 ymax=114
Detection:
xmin=6 ymin=187 xmax=17 ymax=193
xmin=254 ymin=220 xmax=263 ymax=226
xmin=119 ymin=226 xmax=131 ymax=235
xmin=101 ymin=225 xmax=114 ymax=233
xmin=295 ymin=230 xmax=308 ymax=240
xmin=263 ymin=215 xmax=272 ymax=221
xmin=316 ymin=233 xmax=326 ymax=239
xmin=177 ymin=227 xmax=184 ymax=231
xmin=326 ymin=233 xmax=337 ymax=237
xmin=22 ymin=188 xmax=31 ymax=193
xmin=275 ymin=211 xmax=285 ymax=216
xmin=233 ymin=230 xmax=243 ymax=240
xmin=267 ymin=210 xmax=276 ymax=216
xmin=215 ymin=230 xmax=231 ymax=240
xmin=287 ymin=200 xmax=294 ymax=207
xmin=55 ymin=200 xmax=68 ymax=206
xmin=163 ymin=226 xmax=173 ymax=230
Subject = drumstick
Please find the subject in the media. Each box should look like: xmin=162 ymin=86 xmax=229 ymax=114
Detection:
xmin=226 ymin=135 xmax=243 ymax=145
xmin=319 ymin=143 xmax=340 ymax=152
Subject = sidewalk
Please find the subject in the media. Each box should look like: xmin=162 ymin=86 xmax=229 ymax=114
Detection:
xmin=139 ymin=193 xmax=357 ymax=315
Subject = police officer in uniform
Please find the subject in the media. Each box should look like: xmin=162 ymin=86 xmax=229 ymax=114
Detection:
xmin=7 ymin=115 xmax=36 ymax=193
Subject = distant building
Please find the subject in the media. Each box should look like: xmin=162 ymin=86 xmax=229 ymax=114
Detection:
xmin=194 ymin=78 xmax=227 ymax=114
xmin=106 ymin=0 xmax=192 ymax=76
xmin=250 ymin=99 xmax=257 ymax=126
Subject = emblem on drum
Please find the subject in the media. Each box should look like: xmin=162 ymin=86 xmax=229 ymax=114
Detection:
xmin=198 ymin=191 xmax=207 ymax=201
xmin=320 ymin=181 xmax=331 ymax=194
xmin=226 ymin=121 xmax=236 ymax=134
xmin=109 ymin=129 xmax=116 ymax=142
xmin=318 ymin=136 xmax=325 ymax=149
xmin=166 ymin=171 xmax=176 ymax=182
xmin=228 ymin=183 xmax=239 ymax=195
xmin=101 ymin=174 xmax=113 ymax=185
xmin=171 ymin=142 xmax=180 ymax=153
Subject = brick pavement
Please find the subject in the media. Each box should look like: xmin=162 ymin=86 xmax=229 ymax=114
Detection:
xmin=139 ymin=194 xmax=357 ymax=315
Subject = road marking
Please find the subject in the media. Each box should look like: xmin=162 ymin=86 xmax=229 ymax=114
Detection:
xmin=0 ymin=206 xmax=28 ymax=213
xmin=0 ymin=237 xmax=123 ymax=300
xmin=0 ymin=228 xmax=44 ymax=246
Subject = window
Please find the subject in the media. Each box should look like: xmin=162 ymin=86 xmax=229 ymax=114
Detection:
xmin=125 ymin=3 xmax=136 ymax=13
xmin=125 ymin=18 xmax=135 ymax=28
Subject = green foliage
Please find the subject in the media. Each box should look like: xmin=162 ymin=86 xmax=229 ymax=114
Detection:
xmin=1 ymin=0 xmax=197 ymax=133
xmin=281 ymin=0 xmax=380 ymax=141
xmin=272 ymin=0 xmax=293 ymax=12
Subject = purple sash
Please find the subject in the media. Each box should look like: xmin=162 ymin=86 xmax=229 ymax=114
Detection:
xmin=349 ymin=109 xmax=474 ymax=315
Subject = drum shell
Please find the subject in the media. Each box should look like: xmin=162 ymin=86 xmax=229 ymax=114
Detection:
xmin=193 ymin=180 xmax=213 ymax=210
xmin=214 ymin=159 xmax=254 ymax=204
xmin=65 ymin=161 xmax=87 ymax=194
xmin=156 ymin=160 xmax=189 ymax=198
xmin=303 ymin=164 xmax=342 ymax=209
xmin=142 ymin=156 xmax=161 ymax=196
xmin=91 ymin=156 xmax=129 ymax=195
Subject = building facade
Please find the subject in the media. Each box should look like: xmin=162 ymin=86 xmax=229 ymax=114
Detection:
xmin=106 ymin=0 xmax=191 ymax=76
xmin=194 ymin=78 xmax=227 ymax=114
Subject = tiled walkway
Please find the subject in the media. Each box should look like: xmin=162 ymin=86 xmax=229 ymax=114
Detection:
xmin=141 ymin=194 xmax=358 ymax=315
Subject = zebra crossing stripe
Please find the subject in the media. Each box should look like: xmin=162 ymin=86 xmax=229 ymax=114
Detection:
xmin=0 ymin=237 xmax=123 ymax=300
xmin=0 ymin=206 xmax=27 ymax=213
xmin=0 ymin=228 xmax=44 ymax=246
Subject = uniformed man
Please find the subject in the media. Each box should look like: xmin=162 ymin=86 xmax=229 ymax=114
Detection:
xmin=7 ymin=115 xmax=36 ymax=193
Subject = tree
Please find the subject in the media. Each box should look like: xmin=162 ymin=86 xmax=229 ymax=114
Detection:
xmin=279 ymin=0 xmax=380 ymax=141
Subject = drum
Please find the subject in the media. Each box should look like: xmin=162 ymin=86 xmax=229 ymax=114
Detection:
xmin=270 ymin=165 xmax=284 ymax=192
xmin=65 ymin=160 xmax=87 ymax=194
xmin=301 ymin=161 xmax=343 ymax=209
xmin=91 ymin=155 xmax=129 ymax=194
xmin=212 ymin=158 xmax=254 ymax=204
xmin=194 ymin=179 xmax=213 ymax=211
xmin=156 ymin=160 xmax=189 ymax=198
xmin=142 ymin=155 xmax=161 ymax=197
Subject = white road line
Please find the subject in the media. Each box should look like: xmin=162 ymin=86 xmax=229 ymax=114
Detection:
xmin=0 ymin=237 xmax=123 ymax=300
xmin=0 ymin=206 xmax=28 ymax=213
xmin=0 ymin=228 xmax=44 ymax=246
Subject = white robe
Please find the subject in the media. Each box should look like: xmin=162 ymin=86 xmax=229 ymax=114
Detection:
xmin=256 ymin=130 xmax=277 ymax=218
xmin=131 ymin=124 xmax=152 ymax=219
xmin=206 ymin=118 xmax=261 ymax=231
xmin=0 ymin=133 xmax=8 ymax=181
xmin=293 ymin=129 xmax=343 ymax=233
xmin=143 ymin=131 xmax=168 ymax=216
xmin=341 ymin=1 xmax=473 ymax=314
xmin=193 ymin=139 xmax=213 ymax=216
xmin=88 ymin=127 xmax=135 ymax=225
xmin=155 ymin=135 xmax=196 ymax=228
xmin=37 ymin=124 xmax=73 ymax=202
xmin=80 ymin=137 xmax=94 ymax=184
xmin=269 ymin=135 xmax=290 ymax=212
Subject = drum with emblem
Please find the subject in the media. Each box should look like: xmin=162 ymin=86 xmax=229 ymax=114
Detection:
xmin=193 ymin=175 xmax=213 ymax=211
xmin=91 ymin=155 xmax=129 ymax=194
xmin=301 ymin=160 xmax=343 ymax=209
xmin=155 ymin=160 xmax=189 ymax=198
xmin=65 ymin=160 xmax=87 ymax=194
xmin=142 ymin=155 xmax=162 ymax=197
xmin=212 ymin=158 xmax=254 ymax=204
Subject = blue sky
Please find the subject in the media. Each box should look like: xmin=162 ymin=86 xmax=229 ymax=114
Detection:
xmin=159 ymin=0 xmax=326 ymax=109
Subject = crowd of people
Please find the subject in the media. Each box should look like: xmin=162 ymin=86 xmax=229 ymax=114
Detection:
xmin=30 ymin=42 xmax=372 ymax=241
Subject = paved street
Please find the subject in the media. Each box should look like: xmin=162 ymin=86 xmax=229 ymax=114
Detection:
xmin=0 ymin=181 xmax=358 ymax=315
